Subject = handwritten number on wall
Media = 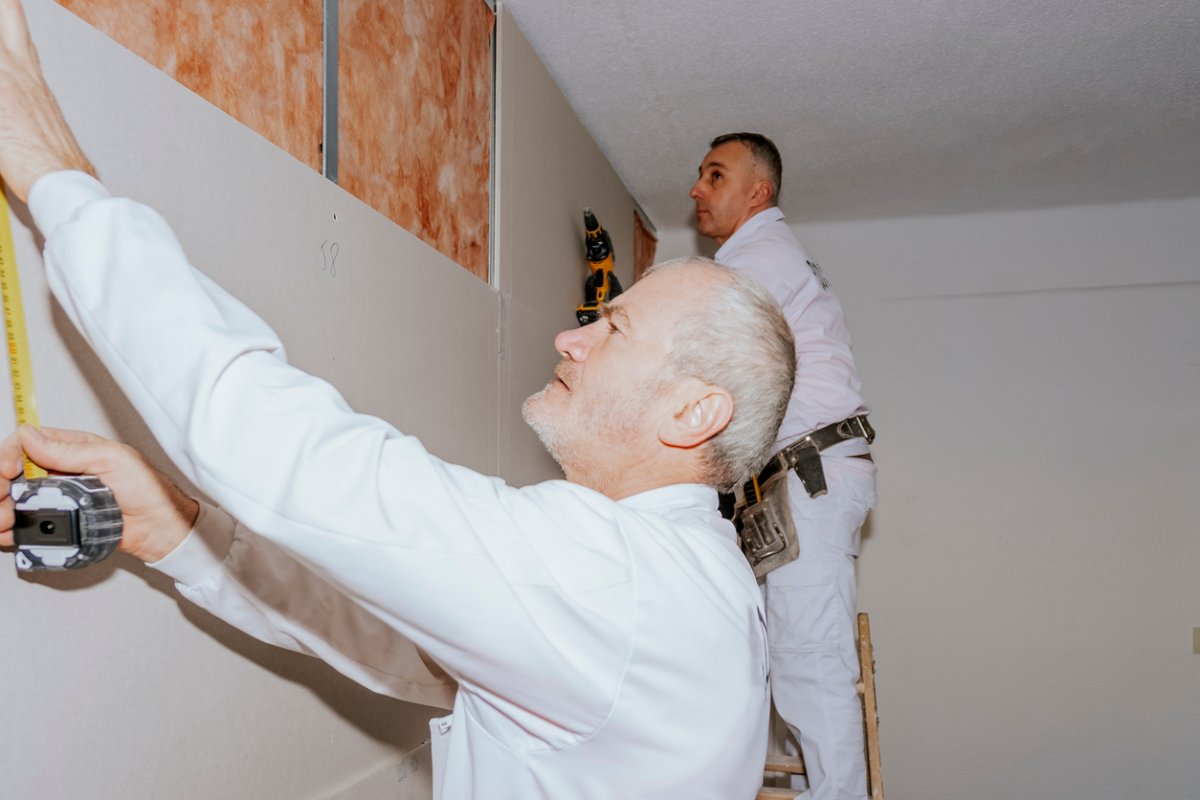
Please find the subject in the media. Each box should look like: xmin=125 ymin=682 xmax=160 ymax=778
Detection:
xmin=320 ymin=239 xmax=340 ymax=277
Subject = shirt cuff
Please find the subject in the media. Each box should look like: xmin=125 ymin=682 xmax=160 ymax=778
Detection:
xmin=148 ymin=500 xmax=237 ymax=586
xmin=27 ymin=170 xmax=112 ymax=240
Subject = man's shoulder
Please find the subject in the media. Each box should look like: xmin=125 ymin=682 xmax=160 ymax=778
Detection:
xmin=718 ymin=226 xmax=819 ymax=301
xmin=723 ymin=229 xmax=808 ymax=263
xmin=512 ymin=479 xmax=623 ymax=522
xmin=510 ymin=480 xmax=720 ymax=547
xmin=720 ymin=212 xmax=810 ymax=265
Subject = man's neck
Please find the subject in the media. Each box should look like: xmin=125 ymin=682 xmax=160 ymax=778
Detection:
xmin=567 ymin=459 xmax=705 ymax=502
xmin=713 ymin=204 xmax=773 ymax=247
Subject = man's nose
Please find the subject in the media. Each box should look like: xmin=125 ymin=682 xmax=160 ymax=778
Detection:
xmin=554 ymin=322 xmax=599 ymax=361
xmin=689 ymin=180 xmax=703 ymax=200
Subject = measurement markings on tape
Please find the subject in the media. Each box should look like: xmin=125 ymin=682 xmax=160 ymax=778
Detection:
xmin=0 ymin=187 xmax=46 ymax=480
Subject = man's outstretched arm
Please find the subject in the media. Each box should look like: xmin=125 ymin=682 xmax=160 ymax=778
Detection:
xmin=0 ymin=426 xmax=457 ymax=708
xmin=0 ymin=0 xmax=631 ymax=725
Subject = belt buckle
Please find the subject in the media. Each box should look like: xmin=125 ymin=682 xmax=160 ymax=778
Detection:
xmin=837 ymin=416 xmax=875 ymax=444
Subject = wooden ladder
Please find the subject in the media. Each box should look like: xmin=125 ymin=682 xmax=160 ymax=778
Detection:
xmin=757 ymin=612 xmax=884 ymax=800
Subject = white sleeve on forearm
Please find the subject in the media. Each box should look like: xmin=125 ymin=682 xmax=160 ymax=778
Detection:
xmin=150 ymin=501 xmax=456 ymax=709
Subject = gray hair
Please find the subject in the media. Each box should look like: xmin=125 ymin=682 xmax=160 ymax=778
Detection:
xmin=650 ymin=257 xmax=795 ymax=490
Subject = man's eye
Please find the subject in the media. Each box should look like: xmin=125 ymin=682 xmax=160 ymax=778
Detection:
xmin=712 ymin=172 xmax=722 ymax=181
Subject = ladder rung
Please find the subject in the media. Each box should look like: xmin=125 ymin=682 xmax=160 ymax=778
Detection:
xmin=763 ymin=754 xmax=805 ymax=774
xmin=757 ymin=788 xmax=801 ymax=800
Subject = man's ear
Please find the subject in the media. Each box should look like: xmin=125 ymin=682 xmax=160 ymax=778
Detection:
xmin=659 ymin=382 xmax=733 ymax=449
xmin=750 ymin=177 xmax=773 ymax=208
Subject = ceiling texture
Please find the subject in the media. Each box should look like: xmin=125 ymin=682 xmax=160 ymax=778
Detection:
xmin=500 ymin=0 xmax=1200 ymax=230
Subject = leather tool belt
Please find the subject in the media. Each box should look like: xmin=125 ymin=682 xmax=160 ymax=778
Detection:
xmin=734 ymin=415 xmax=876 ymax=577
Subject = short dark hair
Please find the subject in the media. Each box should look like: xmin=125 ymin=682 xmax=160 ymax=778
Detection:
xmin=710 ymin=132 xmax=782 ymax=205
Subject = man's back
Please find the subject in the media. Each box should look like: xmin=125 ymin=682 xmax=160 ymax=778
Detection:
xmin=434 ymin=481 xmax=770 ymax=799
xmin=715 ymin=207 xmax=867 ymax=444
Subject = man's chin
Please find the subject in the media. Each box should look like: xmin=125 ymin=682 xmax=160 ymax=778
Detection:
xmin=525 ymin=397 xmax=589 ymax=476
xmin=522 ymin=395 xmax=558 ymax=450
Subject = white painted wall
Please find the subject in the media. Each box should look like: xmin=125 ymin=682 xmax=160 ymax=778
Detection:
xmin=659 ymin=196 xmax=1200 ymax=799
xmin=492 ymin=6 xmax=640 ymax=489
xmin=0 ymin=3 xmax=633 ymax=799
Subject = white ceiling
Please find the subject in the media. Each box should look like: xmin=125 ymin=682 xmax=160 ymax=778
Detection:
xmin=499 ymin=0 xmax=1200 ymax=230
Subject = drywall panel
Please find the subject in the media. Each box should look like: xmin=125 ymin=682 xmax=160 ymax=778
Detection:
xmin=1 ymin=2 xmax=497 ymax=799
xmin=319 ymin=742 xmax=434 ymax=800
xmin=497 ymin=293 xmax=569 ymax=487
xmin=493 ymin=6 xmax=639 ymax=484
xmin=662 ymin=196 xmax=1200 ymax=800
xmin=57 ymin=0 xmax=324 ymax=172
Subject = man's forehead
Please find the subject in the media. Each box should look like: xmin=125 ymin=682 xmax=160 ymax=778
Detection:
xmin=699 ymin=151 xmax=732 ymax=174
xmin=700 ymin=140 xmax=750 ymax=171
xmin=699 ymin=153 xmax=727 ymax=173
xmin=615 ymin=266 xmax=710 ymax=328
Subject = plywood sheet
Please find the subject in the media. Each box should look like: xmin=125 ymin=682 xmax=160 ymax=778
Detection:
xmin=57 ymin=0 xmax=324 ymax=171
xmin=57 ymin=0 xmax=493 ymax=280
xmin=340 ymin=0 xmax=493 ymax=280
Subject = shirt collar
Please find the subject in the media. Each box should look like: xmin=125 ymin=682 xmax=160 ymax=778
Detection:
xmin=618 ymin=483 xmax=719 ymax=513
xmin=714 ymin=207 xmax=785 ymax=260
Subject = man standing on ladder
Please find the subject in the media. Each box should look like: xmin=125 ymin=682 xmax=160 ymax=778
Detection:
xmin=690 ymin=132 xmax=877 ymax=800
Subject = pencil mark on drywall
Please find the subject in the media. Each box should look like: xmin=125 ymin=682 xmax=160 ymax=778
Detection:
xmin=320 ymin=239 xmax=340 ymax=277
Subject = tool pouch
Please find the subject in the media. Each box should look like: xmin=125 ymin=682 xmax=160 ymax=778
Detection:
xmin=734 ymin=469 xmax=799 ymax=579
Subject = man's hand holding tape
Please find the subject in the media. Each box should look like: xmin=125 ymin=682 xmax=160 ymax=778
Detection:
xmin=0 ymin=426 xmax=196 ymax=563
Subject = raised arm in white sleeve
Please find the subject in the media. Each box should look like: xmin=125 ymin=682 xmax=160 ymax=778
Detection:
xmin=152 ymin=501 xmax=457 ymax=709
xmin=27 ymin=170 xmax=630 ymax=727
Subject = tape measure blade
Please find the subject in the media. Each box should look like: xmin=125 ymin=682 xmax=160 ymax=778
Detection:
xmin=0 ymin=185 xmax=47 ymax=480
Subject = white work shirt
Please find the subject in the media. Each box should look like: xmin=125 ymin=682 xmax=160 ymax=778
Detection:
xmin=29 ymin=171 xmax=770 ymax=800
xmin=715 ymin=208 xmax=867 ymax=445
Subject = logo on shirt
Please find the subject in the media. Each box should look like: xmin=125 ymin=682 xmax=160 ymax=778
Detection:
xmin=807 ymin=260 xmax=830 ymax=290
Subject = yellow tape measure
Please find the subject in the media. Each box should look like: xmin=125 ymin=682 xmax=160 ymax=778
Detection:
xmin=0 ymin=182 xmax=123 ymax=571
xmin=0 ymin=185 xmax=48 ymax=480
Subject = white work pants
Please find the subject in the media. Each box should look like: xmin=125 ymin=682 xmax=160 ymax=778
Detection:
xmin=766 ymin=449 xmax=876 ymax=800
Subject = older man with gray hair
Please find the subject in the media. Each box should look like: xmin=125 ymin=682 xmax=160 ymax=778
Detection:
xmin=0 ymin=2 xmax=796 ymax=797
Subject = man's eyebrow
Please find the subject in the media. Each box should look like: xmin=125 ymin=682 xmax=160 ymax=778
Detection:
xmin=600 ymin=303 xmax=634 ymax=332
xmin=700 ymin=159 xmax=727 ymax=175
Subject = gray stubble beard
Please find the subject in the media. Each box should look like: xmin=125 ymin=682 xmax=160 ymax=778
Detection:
xmin=522 ymin=387 xmax=566 ymax=468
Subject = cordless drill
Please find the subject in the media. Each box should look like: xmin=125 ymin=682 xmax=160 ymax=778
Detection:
xmin=575 ymin=208 xmax=623 ymax=326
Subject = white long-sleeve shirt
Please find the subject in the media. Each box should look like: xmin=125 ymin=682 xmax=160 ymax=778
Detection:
xmin=29 ymin=171 xmax=770 ymax=800
xmin=153 ymin=500 xmax=461 ymax=708
xmin=716 ymin=208 xmax=867 ymax=445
